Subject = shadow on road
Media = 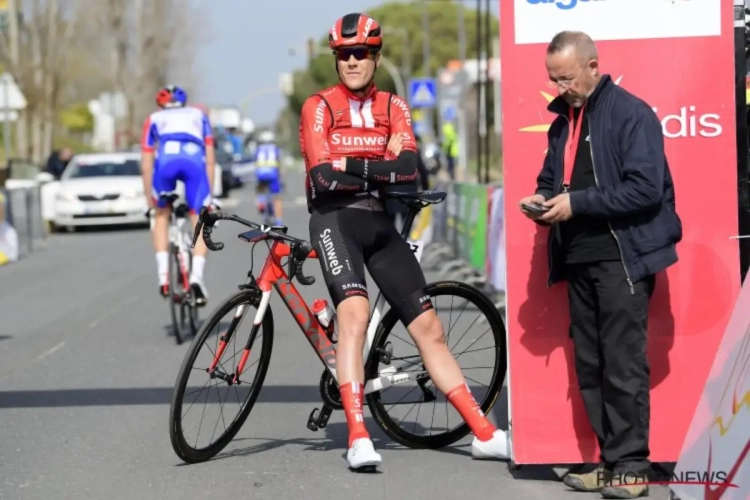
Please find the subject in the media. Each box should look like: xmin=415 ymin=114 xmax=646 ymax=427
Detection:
xmin=178 ymin=419 xmax=473 ymax=469
xmin=161 ymin=319 xmax=231 ymax=340
xmin=56 ymin=223 xmax=150 ymax=235
xmin=0 ymin=385 xmax=332 ymax=408
xmin=0 ymin=384 xmax=508 ymax=413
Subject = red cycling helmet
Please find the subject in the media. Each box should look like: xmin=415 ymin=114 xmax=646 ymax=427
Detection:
xmin=155 ymin=85 xmax=187 ymax=109
xmin=329 ymin=13 xmax=383 ymax=50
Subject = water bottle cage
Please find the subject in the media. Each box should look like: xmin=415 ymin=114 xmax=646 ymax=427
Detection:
xmin=324 ymin=323 xmax=337 ymax=344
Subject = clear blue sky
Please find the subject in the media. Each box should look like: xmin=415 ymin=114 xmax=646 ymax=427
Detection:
xmin=196 ymin=1 xmax=500 ymax=126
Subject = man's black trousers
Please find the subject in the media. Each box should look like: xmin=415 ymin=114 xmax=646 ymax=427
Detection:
xmin=567 ymin=260 xmax=655 ymax=473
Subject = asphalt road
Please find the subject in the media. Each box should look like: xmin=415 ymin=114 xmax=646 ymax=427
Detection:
xmin=0 ymin=173 xmax=670 ymax=500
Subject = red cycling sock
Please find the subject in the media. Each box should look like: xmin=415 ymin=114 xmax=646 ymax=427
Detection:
xmin=446 ymin=383 xmax=496 ymax=441
xmin=340 ymin=381 xmax=370 ymax=447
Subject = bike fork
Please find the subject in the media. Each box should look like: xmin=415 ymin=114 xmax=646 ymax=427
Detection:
xmin=208 ymin=290 xmax=270 ymax=383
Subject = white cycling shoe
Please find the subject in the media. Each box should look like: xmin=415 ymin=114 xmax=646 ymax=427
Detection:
xmin=347 ymin=438 xmax=382 ymax=471
xmin=471 ymin=429 xmax=511 ymax=460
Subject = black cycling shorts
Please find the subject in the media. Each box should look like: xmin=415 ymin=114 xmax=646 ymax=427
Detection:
xmin=309 ymin=207 xmax=434 ymax=327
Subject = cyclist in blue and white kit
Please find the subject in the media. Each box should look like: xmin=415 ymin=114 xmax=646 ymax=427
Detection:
xmin=253 ymin=130 xmax=283 ymax=226
xmin=140 ymin=85 xmax=216 ymax=305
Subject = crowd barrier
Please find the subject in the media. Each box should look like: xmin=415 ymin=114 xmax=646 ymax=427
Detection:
xmin=420 ymin=181 xmax=506 ymax=313
xmin=0 ymin=185 xmax=47 ymax=264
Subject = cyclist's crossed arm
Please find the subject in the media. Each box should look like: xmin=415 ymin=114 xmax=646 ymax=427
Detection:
xmin=345 ymin=95 xmax=419 ymax=185
xmin=300 ymin=96 xmax=370 ymax=197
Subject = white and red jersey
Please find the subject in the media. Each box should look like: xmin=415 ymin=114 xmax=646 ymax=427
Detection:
xmin=141 ymin=106 xmax=214 ymax=154
xmin=299 ymin=83 xmax=419 ymax=210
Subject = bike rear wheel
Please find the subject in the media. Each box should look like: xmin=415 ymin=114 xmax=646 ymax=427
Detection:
xmin=168 ymin=243 xmax=189 ymax=344
xmin=169 ymin=289 xmax=274 ymax=463
xmin=365 ymin=280 xmax=506 ymax=449
xmin=263 ymin=195 xmax=274 ymax=225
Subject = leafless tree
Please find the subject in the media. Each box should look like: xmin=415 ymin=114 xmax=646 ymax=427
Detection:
xmin=0 ymin=0 xmax=206 ymax=160
xmin=128 ymin=0 xmax=207 ymax=131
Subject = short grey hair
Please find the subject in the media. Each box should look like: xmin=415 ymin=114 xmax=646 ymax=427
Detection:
xmin=547 ymin=31 xmax=598 ymax=62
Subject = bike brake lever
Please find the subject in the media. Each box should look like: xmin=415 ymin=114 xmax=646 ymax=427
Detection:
xmin=286 ymin=243 xmax=298 ymax=284
xmin=293 ymin=241 xmax=316 ymax=286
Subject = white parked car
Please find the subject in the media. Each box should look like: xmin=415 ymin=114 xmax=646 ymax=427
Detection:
xmin=53 ymin=152 xmax=149 ymax=230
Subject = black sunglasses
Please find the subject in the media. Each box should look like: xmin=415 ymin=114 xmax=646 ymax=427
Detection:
xmin=333 ymin=47 xmax=377 ymax=61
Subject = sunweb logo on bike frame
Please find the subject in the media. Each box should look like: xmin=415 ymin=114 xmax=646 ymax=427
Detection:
xmin=525 ymin=0 xmax=603 ymax=11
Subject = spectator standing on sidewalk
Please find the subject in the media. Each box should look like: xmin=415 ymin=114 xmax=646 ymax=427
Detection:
xmin=44 ymin=147 xmax=73 ymax=180
xmin=441 ymin=121 xmax=458 ymax=180
xmin=0 ymin=191 xmax=18 ymax=265
xmin=518 ymin=31 xmax=681 ymax=499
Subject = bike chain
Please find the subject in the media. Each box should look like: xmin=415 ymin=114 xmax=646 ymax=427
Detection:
xmin=319 ymin=370 xmax=343 ymax=410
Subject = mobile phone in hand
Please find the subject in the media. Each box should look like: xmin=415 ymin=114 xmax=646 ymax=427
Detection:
xmin=521 ymin=202 xmax=550 ymax=214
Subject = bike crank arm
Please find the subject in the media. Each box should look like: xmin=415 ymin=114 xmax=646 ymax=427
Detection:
xmin=363 ymin=366 xmax=422 ymax=394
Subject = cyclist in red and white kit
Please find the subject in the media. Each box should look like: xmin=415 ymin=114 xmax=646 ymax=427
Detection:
xmin=299 ymin=13 xmax=509 ymax=471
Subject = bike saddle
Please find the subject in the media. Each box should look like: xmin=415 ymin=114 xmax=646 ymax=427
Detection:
xmin=386 ymin=190 xmax=447 ymax=206
xmin=159 ymin=192 xmax=181 ymax=204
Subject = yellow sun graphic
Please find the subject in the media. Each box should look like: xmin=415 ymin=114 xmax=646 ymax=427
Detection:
xmin=518 ymin=75 xmax=624 ymax=152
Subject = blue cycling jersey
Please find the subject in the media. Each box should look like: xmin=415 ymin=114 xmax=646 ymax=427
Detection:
xmin=141 ymin=107 xmax=214 ymax=212
xmin=254 ymin=143 xmax=281 ymax=194
xmin=255 ymin=143 xmax=281 ymax=167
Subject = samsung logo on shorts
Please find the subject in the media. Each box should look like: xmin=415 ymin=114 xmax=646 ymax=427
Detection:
xmin=526 ymin=0 xmax=603 ymax=10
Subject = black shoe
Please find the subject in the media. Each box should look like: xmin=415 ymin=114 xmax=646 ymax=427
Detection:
xmin=190 ymin=282 xmax=208 ymax=307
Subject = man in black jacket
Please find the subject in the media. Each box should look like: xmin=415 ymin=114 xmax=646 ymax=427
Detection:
xmin=44 ymin=148 xmax=73 ymax=180
xmin=519 ymin=31 xmax=681 ymax=499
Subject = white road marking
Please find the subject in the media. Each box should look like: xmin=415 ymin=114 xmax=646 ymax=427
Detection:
xmin=35 ymin=341 xmax=65 ymax=362
xmin=89 ymin=295 xmax=140 ymax=329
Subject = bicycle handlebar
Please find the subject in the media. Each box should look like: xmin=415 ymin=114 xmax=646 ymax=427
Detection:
xmin=192 ymin=207 xmax=316 ymax=286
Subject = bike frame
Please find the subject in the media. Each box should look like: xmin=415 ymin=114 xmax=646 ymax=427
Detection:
xmin=209 ymin=209 xmax=426 ymax=395
xmin=168 ymin=208 xmax=193 ymax=291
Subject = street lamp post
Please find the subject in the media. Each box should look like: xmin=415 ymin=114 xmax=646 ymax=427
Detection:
xmin=378 ymin=56 xmax=407 ymax=98
xmin=382 ymin=26 xmax=412 ymax=82
xmin=421 ymin=0 xmax=433 ymax=136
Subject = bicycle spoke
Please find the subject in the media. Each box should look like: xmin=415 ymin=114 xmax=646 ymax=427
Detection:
xmin=463 ymin=374 xmax=488 ymax=388
xmin=181 ymin=378 xmax=213 ymax=420
xmin=447 ymin=310 xmax=483 ymax=353
xmin=368 ymin=283 xmax=505 ymax=447
xmin=209 ymin=382 xmax=231 ymax=444
xmin=193 ymin=380 xmax=215 ymax=448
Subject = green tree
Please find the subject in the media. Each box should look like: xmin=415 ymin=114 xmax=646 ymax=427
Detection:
xmin=59 ymin=103 xmax=95 ymax=134
xmin=284 ymin=1 xmax=498 ymax=118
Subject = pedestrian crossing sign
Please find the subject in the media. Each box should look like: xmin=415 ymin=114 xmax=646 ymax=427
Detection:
xmin=408 ymin=78 xmax=437 ymax=109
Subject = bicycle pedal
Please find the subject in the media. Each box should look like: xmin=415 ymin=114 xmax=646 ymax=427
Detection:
xmin=377 ymin=342 xmax=393 ymax=365
xmin=307 ymin=408 xmax=320 ymax=432
xmin=315 ymin=405 xmax=333 ymax=429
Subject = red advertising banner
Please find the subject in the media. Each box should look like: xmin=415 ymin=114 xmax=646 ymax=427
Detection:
xmin=500 ymin=0 xmax=740 ymax=464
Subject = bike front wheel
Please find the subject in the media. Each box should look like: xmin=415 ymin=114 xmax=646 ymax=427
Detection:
xmin=169 ymin=289 xmax=274 ymax=463
xmin=365 ymin=280 xmax=507 ymax=449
